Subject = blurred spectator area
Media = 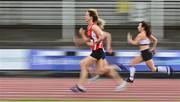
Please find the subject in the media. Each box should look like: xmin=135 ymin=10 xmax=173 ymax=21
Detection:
xmin=0 ymin=0 xmax=180 ymax=49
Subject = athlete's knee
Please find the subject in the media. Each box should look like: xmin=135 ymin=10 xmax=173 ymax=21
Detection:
xmin=80 ymin=60 xmax=88 ymax=70
xmin=98 ymin=69 xmax=105 ymax=75
xmin=80 ymin=60 xmax=84 ymax=67
xmin=97 ymin=68 xmax=108 ymax=75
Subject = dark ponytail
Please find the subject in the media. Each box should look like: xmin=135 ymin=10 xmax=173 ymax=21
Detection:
xmin=141 ymin=21 xmax=151 ymax=38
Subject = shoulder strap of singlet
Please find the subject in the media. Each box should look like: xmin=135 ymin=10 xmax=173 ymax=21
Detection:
xmin=88 ymin=23 xmax=94 ymax=31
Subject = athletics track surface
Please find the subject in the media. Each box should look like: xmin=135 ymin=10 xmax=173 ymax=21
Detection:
xmin=0 ymin=78 xmax=179 ymax=102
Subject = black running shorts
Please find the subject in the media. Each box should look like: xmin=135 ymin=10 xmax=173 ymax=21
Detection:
xmin=90 ymin=48 xmax=105 ymax=60
xmin=141 ymin=49 xmax=153 ymax=61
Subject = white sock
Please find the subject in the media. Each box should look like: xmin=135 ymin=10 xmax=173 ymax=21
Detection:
xmin=157 ymin=66 xmax=168 ymax=73
xmin=89 ymin=75 xmax=100 ymax=81
xmin=116 ymin=81 xmax=127 ymax=90
xmin=129 ymin=66 xmax=136 ymax=80
xmin=92 ymin=75 xmax=100 ymax=79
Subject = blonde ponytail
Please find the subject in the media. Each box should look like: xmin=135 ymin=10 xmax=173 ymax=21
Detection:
xmin=97 ymin=18 xmax=106 ymax=29
xmin=88 ymin=8 xmax=106 ymax=29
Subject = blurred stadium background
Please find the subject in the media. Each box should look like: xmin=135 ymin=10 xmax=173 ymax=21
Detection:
xmin=0 ymin=0 xmax=179 ymax=75
xmin=0 ymin=0 xmax=179 ymax=49
xmin=0 ymin=0 xmax=179 ymax=101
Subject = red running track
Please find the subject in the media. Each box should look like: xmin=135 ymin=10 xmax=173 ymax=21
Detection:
xmin=0 ymin=78 xmax=180 ymax=101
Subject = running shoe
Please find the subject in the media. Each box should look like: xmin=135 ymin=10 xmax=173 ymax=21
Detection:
xmin=70 ymin=85 xmax=86 ymax=93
